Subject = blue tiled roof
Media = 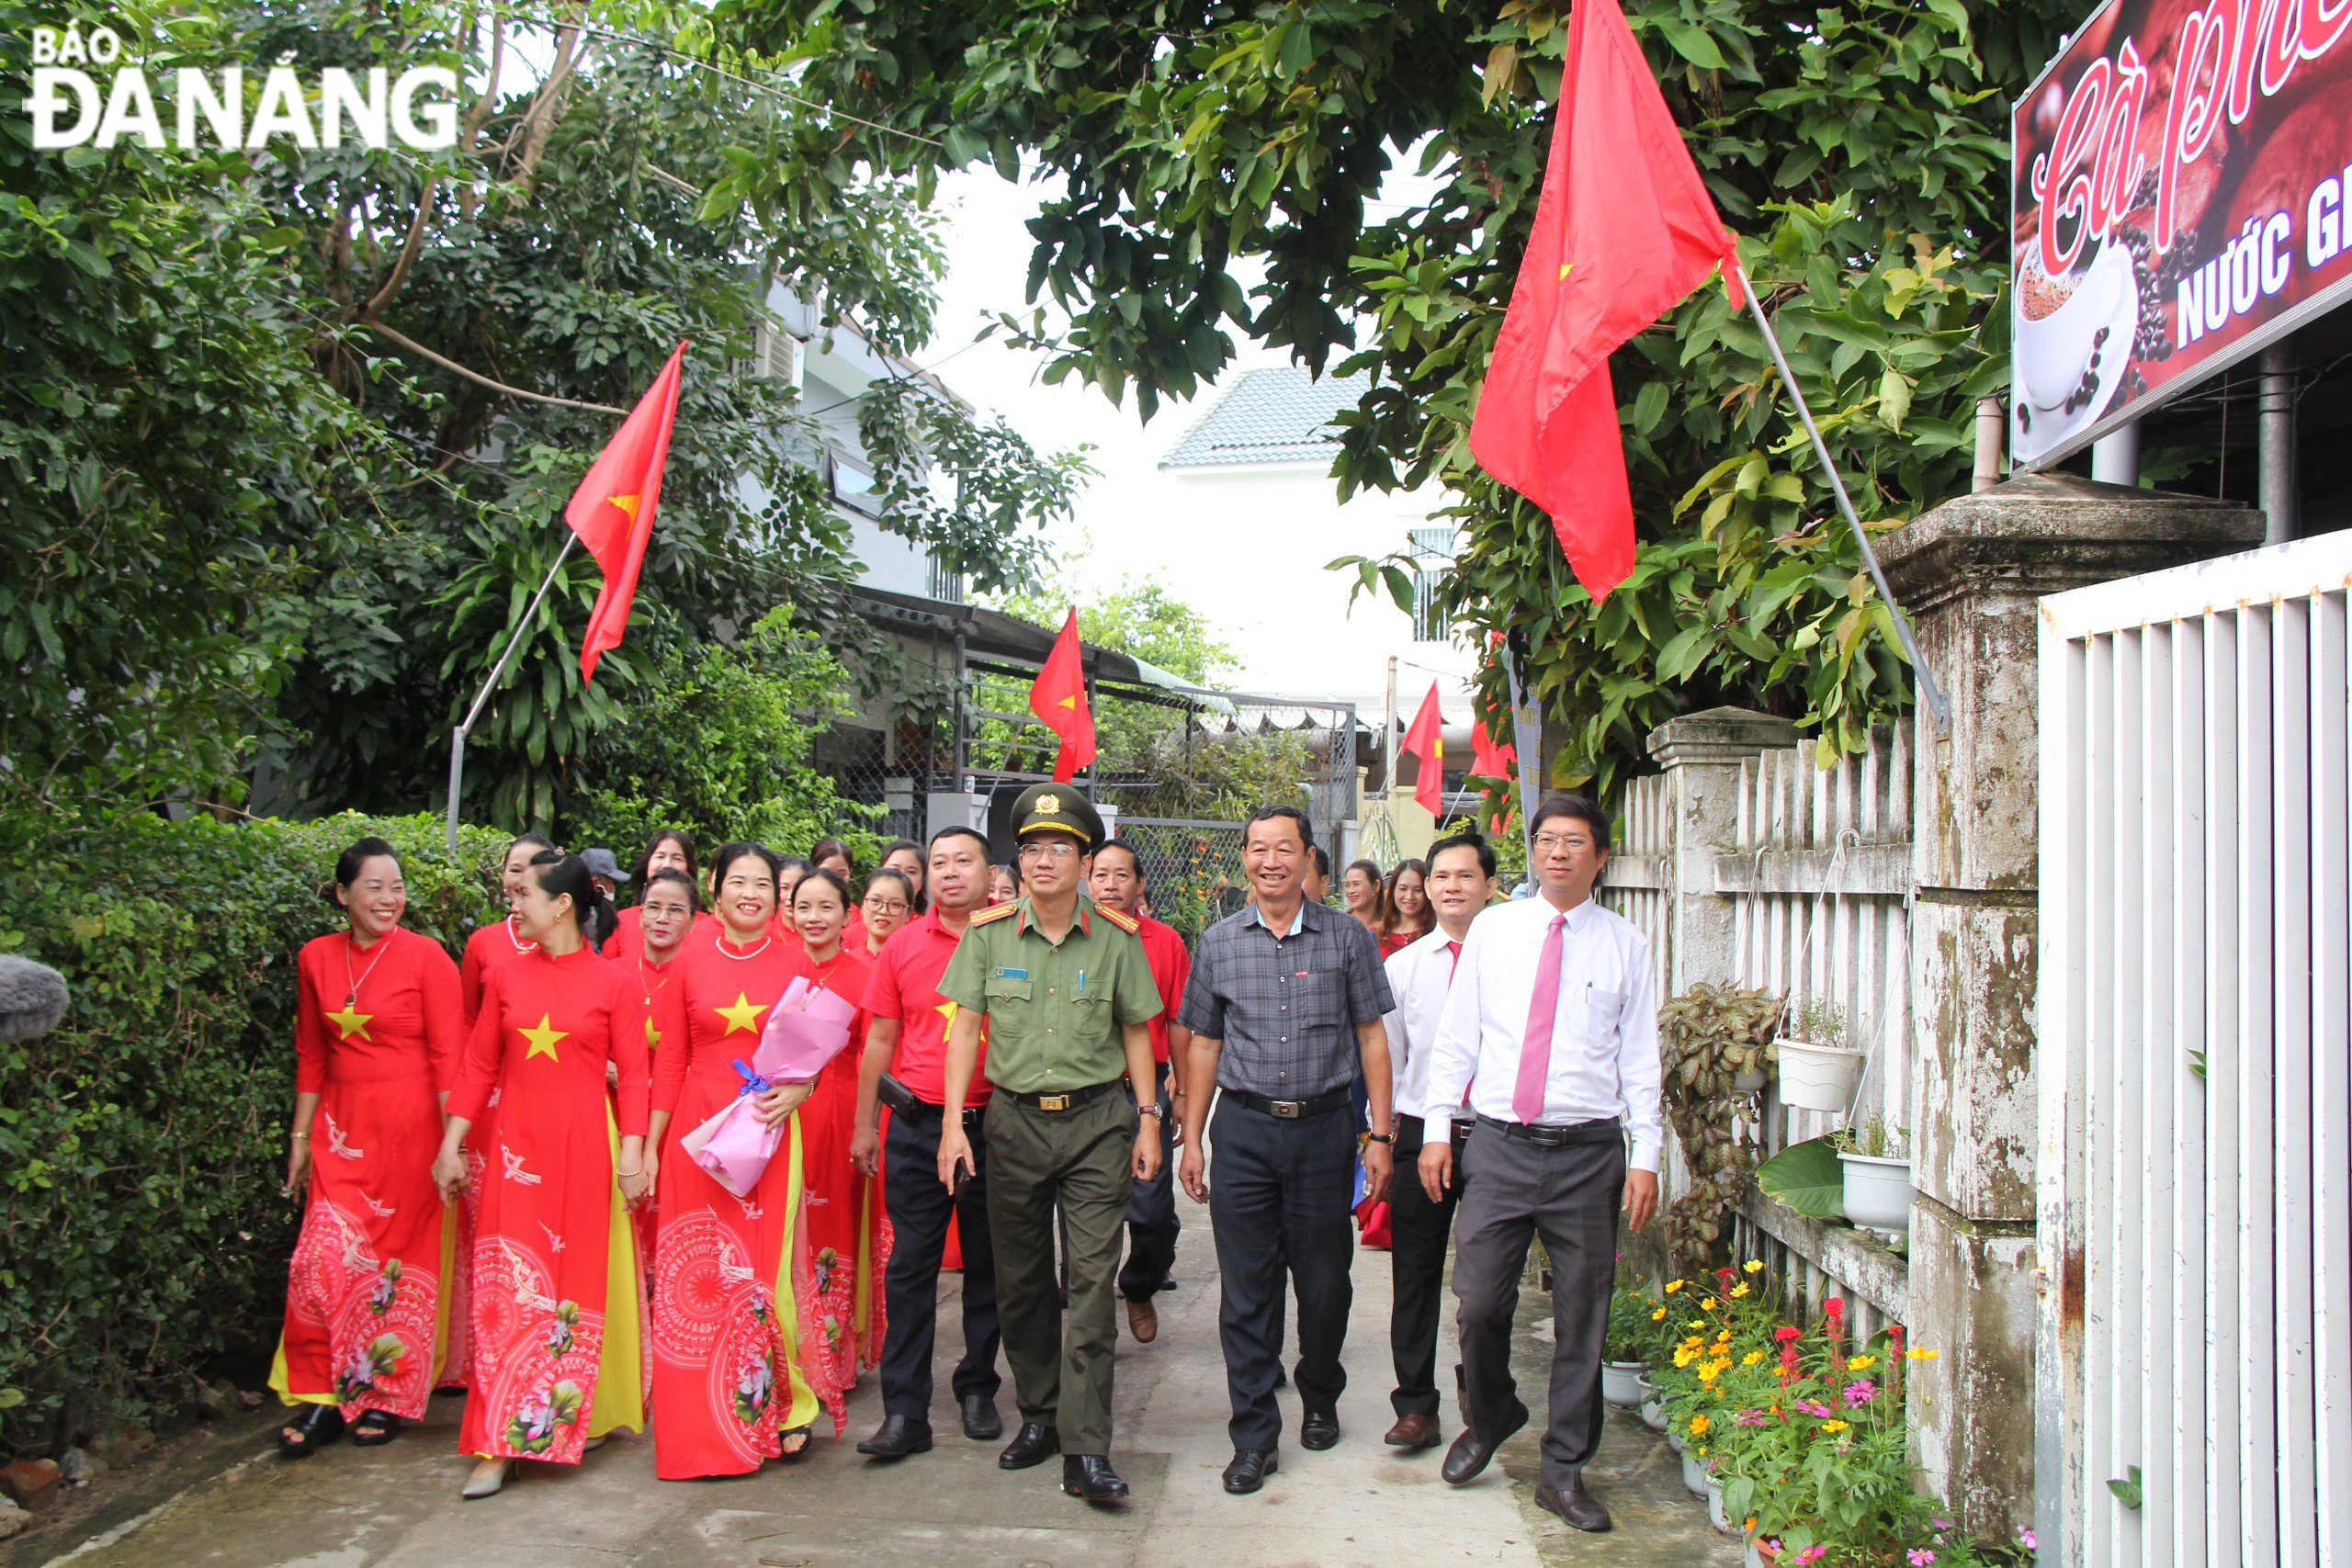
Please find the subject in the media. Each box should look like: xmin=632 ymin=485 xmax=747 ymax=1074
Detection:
xmin=1159 ymin=367 xmax=1370 ymax=468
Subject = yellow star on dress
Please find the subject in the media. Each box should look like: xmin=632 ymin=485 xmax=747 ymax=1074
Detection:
xmin=520 ymin=1014 xmax=568 ymax=1062
xmin=936 ymin=999 xmax=958 ymax=1033
xmin=325 ymin=1005 xmax=374 ymax=1042
xmin=645 ymin=1016 xmax=662 ymax=1050
xmin=716 ymin=992 xmax=769 ymax=1035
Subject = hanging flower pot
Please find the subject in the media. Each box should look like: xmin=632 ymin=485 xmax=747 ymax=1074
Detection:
xmin=1838 ymin=1148 xmax=1916 ymax=1235
xmin=1775 ymin=1036 xmax=1862 ymax=1111
xmin=1601 ymin=1360 xmax=1646 ymax=1407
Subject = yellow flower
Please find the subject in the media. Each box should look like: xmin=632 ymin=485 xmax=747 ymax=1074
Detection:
xmin=1906 ymin=1347 xmax=1939 ymax=1361
xmin=1846 ymin=1355 xmax=1877 ymax=1371
xmin=1744 ymin=1259 xmax=1765 ymax=1273
xmin=1674 ymin=1348 xmax=1698 ymax=1369
xmin=1702 ymin=1299 xmax=1719 ymax=1313
xmin=1731 ymin=1283 xmax=1751 ymax=1299
xmin=1688 ymin=1415 xmax=1711 ymax=1437
xmin=1666 ymin=1280 xmax=1685 ymax=1293
xmin=1822 ymin=1419 xmax=1850 ymax=1433
xmin=1743 ymin=1349 xmax=1765 ymax=1367
xmin=1688 ymin=1319 xmax=1707 ymax=1330
xmin=1651 ymin=1307 xmax=1668 ymax=1322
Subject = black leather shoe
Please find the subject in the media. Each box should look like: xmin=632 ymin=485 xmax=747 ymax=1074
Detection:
xmin=856 ymin=1414 xmax=933 ymax=1459
xmin=1222 ymin=1448 xmax=1279 ymax=1494
xmin=1535 ymin=1481 xmax=1612 ymax=1531
xmin=1441 ymin=1416 xmax=1524 ymax=1485
xmin=961 ymin=1393 xmax=1003 ymax=1441
xmin=998 ymin=1422 xmax=1060 ymax=1470
xmin=1300 ymin=1410 xmax=1340 ymax=1450
xmin=1062 ymin=1454 xmax=1129 ymax=1501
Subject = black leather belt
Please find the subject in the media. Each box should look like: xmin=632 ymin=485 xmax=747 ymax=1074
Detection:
xmin=1227 ymin=1086 xmax=1351 ymax=1121
xmin=999 ymin=1079 xmax=1123 ymax=1112
xmin=900 ymin=1096 xmax=986 ymax=1131
xmin=1478 ymin=1114 xmax=1623 ymax=1147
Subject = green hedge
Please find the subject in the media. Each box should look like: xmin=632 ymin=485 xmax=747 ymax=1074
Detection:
xmin=0 ymin=812 xmax=511 ymax=1450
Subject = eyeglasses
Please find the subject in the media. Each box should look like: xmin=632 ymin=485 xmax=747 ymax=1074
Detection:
xmin=1533 ymin=833 xmax=1596 ymax=853
xmin=864 ymin=897 xmax=909 ymax=914
xmin=1018 ymin=840 xmax=1080 ymax=863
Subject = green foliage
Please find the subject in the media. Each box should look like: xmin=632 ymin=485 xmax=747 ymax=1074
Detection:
xmin=2 ymin=0 xmax=1083 ymax=828
xmin=1655 ymin=982 xmax=1781 ymax=1271
xmin=567 ymin=606 xmax=883 ymax=859
xmin=0 ymin=810 xmax=510 ymax=1447
xmin=1755 ymin=1134 xmax=1847 ymax=1221
xmin=1604 ymin=1282 xmax=1657 ymax=1363
xmin=722 ymin=0 xmax=2075 ymax=796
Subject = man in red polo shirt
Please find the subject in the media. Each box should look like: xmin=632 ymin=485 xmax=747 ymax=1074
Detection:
xmin=852 ymin=825 xmax=1002 ymax=1458
xmin=1088 ymin=837 xmax=1193 ymax=1344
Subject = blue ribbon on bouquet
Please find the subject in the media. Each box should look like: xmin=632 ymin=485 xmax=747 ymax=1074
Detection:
xmin=731 ymin=1059 xmax=772 ymax=1098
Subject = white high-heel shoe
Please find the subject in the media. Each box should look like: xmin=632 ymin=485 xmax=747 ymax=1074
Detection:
xmin=461 ymin=1457 xmax=513 ymax=1500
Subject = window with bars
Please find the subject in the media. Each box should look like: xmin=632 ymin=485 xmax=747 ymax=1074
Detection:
xmin=1408 ymin=525 xmax=1455 ymax=642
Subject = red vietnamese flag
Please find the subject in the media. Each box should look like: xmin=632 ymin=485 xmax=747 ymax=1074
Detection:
xmin=1029 ymin=609 xmax=1096 ymax=783
xmin=1402 ymin=682 xmax=1447 ymax=818
xmin=1468 ymin=0 xmax=1738 ymax=603
xmin=1470 ymin=712 xmax=1517 ymax=781
xmin=566 ymin=342 xmax=686 ymax=683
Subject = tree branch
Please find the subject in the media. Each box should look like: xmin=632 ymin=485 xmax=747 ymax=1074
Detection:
xmin=361 ymin=321 xmax=626 ymax=414
xmin=360 ymin=174 xmax=440 ymax=321
xmin=508 ymin=24 xmax=584 ymax=196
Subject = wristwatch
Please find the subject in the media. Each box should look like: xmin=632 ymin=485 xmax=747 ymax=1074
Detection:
xmin=1136 ymin=1102 xmax=1165 ymax=1119
xmin=1364 ymin=1131 xmax=1395 ymax=1145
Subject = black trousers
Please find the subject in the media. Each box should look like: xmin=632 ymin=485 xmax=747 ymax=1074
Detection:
xmin=1208 ymin=1095 xmax=1356 ymax=1451
xmin=877 ymin=1104 xmax=1001 ymax=1418
xmin=1450 ymin=1120 xmax=1625 ymax=1491
xmin=1118 ymin=1064 xmax=1179 ymax=1301
xmin=1388 ymin=1112 xmax=1467 ymax=1417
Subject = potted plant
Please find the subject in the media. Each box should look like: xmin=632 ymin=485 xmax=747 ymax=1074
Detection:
xmin=1834 ymin=1118 xmax=1916 ymax=1235
xmin=1601 ymin=1284 xmax=1653 ymax=1405
xmin=1774 ymin=998 xmax=1861 ymax=1111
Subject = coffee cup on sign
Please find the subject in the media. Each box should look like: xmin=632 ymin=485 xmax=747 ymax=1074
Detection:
xmin=2016 ymin=243 xmax=2129 ymax=412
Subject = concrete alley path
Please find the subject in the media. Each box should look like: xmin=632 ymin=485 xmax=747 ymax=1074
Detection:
xmin=20 ymin=1210 xmax=1736 ymax=1568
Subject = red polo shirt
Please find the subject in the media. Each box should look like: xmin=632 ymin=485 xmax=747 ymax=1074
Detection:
xmin=862 ymin=909 xmax=990 ymax=1104
xmin=1134 ymin=914 xmax=1193 ymax=1065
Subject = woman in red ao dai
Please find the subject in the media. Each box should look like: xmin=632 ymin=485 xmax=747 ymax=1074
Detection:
xmin=435 ymin=852 xmax=651 ymax=1500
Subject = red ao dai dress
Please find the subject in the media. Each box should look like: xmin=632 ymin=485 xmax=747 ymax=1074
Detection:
xmin=789 ymin=945 xmax=891 ymax=1432
xmin=450 ymin=915 xmax=541 ymax=1387
xmin=648 ymin=932 xmax=821 ymax=1479
xmin=447 ymin=945 xmax=650 ymax=1463
xmin=270 ymin=928 xmax=462 ymax=1420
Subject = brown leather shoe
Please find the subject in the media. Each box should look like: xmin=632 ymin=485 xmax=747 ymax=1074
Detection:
xmin=1383 ymin=1413 xmax=1442 ymax=1450
xmin=1125 ymin=1296 xmax=1159 ymax=1343
xmin=1534 ymin=1481 xmax=1612 ymax=1531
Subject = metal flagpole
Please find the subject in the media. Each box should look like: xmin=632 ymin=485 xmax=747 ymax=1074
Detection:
xmin=1733 ymin=264 xmax=1952 ymax=736
xmin=445 ymin=534 xmax=579 ymax=855
xmin=1501 ymin=643 xmax=1544 ymax=881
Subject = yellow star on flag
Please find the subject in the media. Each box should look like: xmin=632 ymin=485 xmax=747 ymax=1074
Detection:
xmin=325 ymin=1004 xmax=374 ymax=1042
xmin=608 ymin=493 xmax=640 ymax=519
xmin=1558 ymin=261 xmax=1575 ymax=280
xmin=936 ymin=1000 xmax=958 ymax=1033
xmin=1056 ymin=694 xmax=1077 ymax=709
xmin=520 ymin=1014 xmax=568 ymax=1063
xmin=717 ymin=992 xmax=769 ymax=1035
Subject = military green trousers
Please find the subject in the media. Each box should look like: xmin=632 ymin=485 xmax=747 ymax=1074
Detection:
xmin=983 ymin=1087 xmax=1137 ymax=1455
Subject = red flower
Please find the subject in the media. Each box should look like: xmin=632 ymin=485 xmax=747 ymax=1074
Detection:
xmin=1823 ymin=1297 xmax=1845 ymax=1321
xmin=1774 ymin=1325 xmax=1803 ymax=1344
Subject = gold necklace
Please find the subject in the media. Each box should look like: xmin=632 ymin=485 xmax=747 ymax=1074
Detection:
xmin=344 ymin=929 xmax=395 ymax=1007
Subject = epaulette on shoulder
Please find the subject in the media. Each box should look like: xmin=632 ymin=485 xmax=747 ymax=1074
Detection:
xmin=1094 ymin=904 xmax=1139 ymax=934
xmin=969 ymin=903 xmax=1019 ymax=925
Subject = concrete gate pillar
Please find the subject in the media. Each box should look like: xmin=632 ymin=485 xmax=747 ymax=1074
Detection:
xmin=1878 ymin=473 xmax=2263 ymax=1537
xmin=1645 ymin=706 xmax=1797 ymax=994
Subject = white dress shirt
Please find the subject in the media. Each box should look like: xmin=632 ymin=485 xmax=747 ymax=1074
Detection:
xmin=1382 ymin=927 xmax=1471 ymax=1124
xmin=1425 ymin=892 xmax=1665 ymax=1171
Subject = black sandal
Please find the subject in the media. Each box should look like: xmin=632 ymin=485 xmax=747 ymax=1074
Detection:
xmin=349 ymin=1410 xmax=400 ymax=1447
xmin=777 ymin=1425 xmax=813 ymax=1461
xmin=277 ymin=1404 xmax=345 ymax=1457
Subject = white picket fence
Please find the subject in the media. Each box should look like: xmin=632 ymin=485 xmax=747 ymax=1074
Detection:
xmin=2036 ymin=531 xmax=2352 ymax=1567
xmin=1604 ymin=724 xmax=1916 ymax=1341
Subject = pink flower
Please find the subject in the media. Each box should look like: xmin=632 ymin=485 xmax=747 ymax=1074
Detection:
xmin=1736 ymin=1408 xmax=1770 ymax=1427
xmin=1843 ymin=1379 xmax=1879 ymax=1406
xmin=1908 ymin=1551 xmax=1936 ymax=1566
xmin=1793 ymin=1548 xmax=1827 ymax=1565
xmin=1793 ymin=1399 xmax=1834 ymax=1418
xmin=2020 ymin=1529 xmax=2038 ymax=1551
xmin=1933 ymin=1516 xmax=1953 ymax=1531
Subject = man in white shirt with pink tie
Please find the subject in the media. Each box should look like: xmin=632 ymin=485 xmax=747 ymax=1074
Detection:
xmin=1419 ymin=791 xmax=1663 ymax=1533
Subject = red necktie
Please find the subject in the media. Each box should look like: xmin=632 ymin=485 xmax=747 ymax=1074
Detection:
xmin=1445 ymin=939 xmax=1463 ymax=981
xmin=1513 ymin=913 xmax=1568 ymax=1122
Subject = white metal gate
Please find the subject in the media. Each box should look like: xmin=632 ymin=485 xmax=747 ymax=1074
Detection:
xmin=2037 ymin=533 xmax=2351 ymax=1566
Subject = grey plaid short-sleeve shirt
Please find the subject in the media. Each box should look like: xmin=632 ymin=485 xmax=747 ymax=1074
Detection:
xmin=1177 ymin=897 xmax=1394 ymax=1097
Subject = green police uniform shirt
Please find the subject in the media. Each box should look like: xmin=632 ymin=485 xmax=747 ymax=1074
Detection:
xmin=940 ymin=895 xmax=1163 ymax=1093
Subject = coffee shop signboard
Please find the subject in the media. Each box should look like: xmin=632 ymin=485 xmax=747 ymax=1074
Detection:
xmin=2011 ymin=0 xmax=2352 ymax=467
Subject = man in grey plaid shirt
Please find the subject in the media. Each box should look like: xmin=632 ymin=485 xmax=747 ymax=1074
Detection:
xmin=1175 ymin=804 xmax=1396 ymax=1495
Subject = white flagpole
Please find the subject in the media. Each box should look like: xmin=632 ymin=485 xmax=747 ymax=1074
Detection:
xmin=1733 ymin=263 xmax=1951 ymax=736
xmin=444 ymin=534 xmax=579 ymax=855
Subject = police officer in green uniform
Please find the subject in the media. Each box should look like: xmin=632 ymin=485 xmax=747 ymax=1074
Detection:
xmin=936 ymin=784 xmax=1163 ymax=1503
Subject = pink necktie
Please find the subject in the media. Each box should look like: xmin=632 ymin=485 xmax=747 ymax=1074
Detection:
xmin=1513 ymin=913 xmax=1567 ymax=1122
